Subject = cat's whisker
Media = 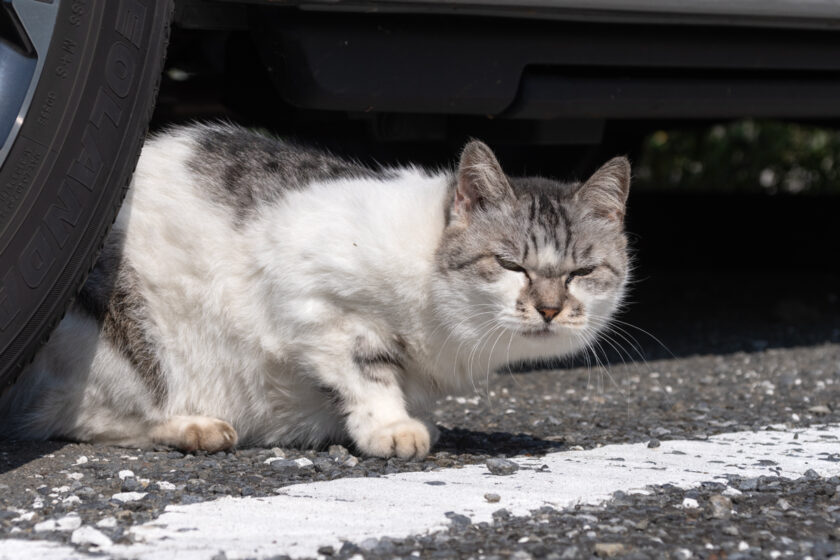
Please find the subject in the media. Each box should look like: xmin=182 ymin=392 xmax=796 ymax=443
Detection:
xmin=590 ymin=335 xmax=625 ymax=396
xmin=586 ymin=317 xmax=636 ymax=368
xmin=426 ymin=304 xmax=499 ymax=341
xmin=576 ymin=331 xmax=610 ymax=411
xmin=453 ymin=316 xmax=500 ymax=392
xmin=590 ymin=333 xmax=634 ymax=421
xmin=467 ymin=320 xmax=505 ymax=394
xmin=587 ymin=316 xmax=664 ymax=414
xmin=581 ymin=336 xmax=595 ymax=394
xmin=575 ymin=334 xmax=600 ymax=412
xmin=587 ymin=314 xmax=648 ymax=363
xmin=433 ymin=311 xmax=498 ymax=373
xmin=483 ymin=323 xmax=511 ymax=403
xmin=607 ymin=318 xmax=675 ymax=360
xmin=596 ymin=320 xmax=673 ymax=397
xmin=602 ymin=324 xmax=648 ymax=365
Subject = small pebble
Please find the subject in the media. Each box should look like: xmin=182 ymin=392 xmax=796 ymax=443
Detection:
xmin=723 ymin=486 xmax=743 ymax=497
xmin=269 ymin=459 xmax=302 ymax=472
xmin=484 ymin=493 xmax=501 ymax=503
xmin=74 ymin=487 xmax=98 ymax=501
xmin=802 ymin=468 xmax=820 ymax=480
xmin=373 ymin=538 xmax=395 ymax=555
xmin=96 ymin=517 xmax=118 ymax=529
xmin=681 ymin=497 xmax=700 ymax=509
xmin=492 ymin=508 xmax=511 ymax=521
xmin=723 ymin=525 xmax=739 ymax=536
xmin=647 ymin=438 xmax=661 ymax=448
xmin=71 ymin=526 xmax=113 ymax=548
xmin=328 ymin=445 xmax=350 ymax=458
xmin=358 ymin=537 xmax=379 ymax=551
xmin=485 ymin=458 xmax=519 ymax=475
xmin=708 ymin=494 xmax=732 ymax=519
xmin=594 ymin=542 xmax=626 ymax=557
xmin=34 ymin=513 xmax=82 ymax=532
xmin=121 ymin=477 xmax=142 ymax=492
xmin=111 ymin=492 xmax=147 ymax=503
xmin=444 ymin=511 xmax=471 ymax=527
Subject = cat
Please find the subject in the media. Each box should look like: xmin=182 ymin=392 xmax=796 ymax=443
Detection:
xmin=0 ymin=124 xmax=631 ymax=459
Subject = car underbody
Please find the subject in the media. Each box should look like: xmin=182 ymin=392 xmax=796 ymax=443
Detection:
xmin=162 ymin=0 xmax=840 ymax=176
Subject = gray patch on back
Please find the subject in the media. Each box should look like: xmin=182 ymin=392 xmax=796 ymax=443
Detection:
xmin=187 ymin=125 xmax=386 ymax=224
xmin=76 ymin=235 xmax=166 ymax=405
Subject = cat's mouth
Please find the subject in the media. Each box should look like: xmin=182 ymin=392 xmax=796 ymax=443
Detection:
xmin=520 ymin=320 xmax=586 ymax=337
xmin=520 ymin=328 xmax=555 ymax=338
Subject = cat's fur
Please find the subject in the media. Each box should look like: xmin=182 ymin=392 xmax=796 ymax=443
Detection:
xmin=0 ymin=124 xmax=631 ymax=459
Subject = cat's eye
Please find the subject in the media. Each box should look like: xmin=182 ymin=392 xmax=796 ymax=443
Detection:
xmin=495 ymin=255 xmax=527 ymax=274
xmin=567 ymin=266 xmax=596 ymax=284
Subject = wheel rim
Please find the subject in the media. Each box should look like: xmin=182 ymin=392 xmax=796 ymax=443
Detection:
xmin=0 ymin=0 xmax=60 ymax=168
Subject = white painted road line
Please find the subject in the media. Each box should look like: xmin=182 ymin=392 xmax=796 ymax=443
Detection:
xmin=0 ymin=539 xmax=88 ymax=560
xmin=2 ymin=424 xmax=839 ymax=560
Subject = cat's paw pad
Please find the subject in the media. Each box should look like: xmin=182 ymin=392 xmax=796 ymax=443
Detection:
xmin=177 ymin=417 xmax=238 ymax=453
xmin=151 ymin=416 xmax=237 ymax=452
xmin=363 ymin=419 xmax=431 ymax=459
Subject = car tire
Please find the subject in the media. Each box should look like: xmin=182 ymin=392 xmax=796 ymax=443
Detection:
xmin=0 ymin=0 xmax=173 ymax=389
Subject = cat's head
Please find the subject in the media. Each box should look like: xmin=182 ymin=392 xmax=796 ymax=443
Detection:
xmin=432 ymin=140 xmax=630 ymax=363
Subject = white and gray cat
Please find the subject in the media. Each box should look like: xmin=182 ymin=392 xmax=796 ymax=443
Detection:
xmin=0 ymin=124 xmax=631 ymax=459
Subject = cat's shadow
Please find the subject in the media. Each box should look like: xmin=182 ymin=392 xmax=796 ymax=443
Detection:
xmin=0 ymin=428 xmax=563 ymax=476
xmin=433 ymin=426 xmax=566 ymax=457
xmin=0 ymin=440 xmax=68 ymax=475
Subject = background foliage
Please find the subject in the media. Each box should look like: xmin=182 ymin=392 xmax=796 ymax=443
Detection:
xmin=635 ymin=120 xmax=840 ymax=194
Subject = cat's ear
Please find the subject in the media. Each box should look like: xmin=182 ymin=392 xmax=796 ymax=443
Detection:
xmin=576 ymin=156 xmax=631 ymax=223
xmin=453 ymin=140 xmax=514 ymax=222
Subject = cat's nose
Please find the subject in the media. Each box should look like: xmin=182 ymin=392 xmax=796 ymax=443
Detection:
xmin=536 ymin=306 xmax=560 ymax=323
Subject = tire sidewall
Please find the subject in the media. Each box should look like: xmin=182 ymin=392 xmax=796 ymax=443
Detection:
xmin=0 ymin=0 xmax=172 ymax=387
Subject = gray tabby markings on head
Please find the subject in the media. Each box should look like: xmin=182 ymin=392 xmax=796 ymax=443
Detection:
xmin=188 ymin=126 xmax=387 ymax=224
xmin=514 ymin=185 xmax=575 ymax=262
xmin=438 ymin=140 xmax=630 ymax=290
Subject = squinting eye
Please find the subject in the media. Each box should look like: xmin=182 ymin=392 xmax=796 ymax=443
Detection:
xmin=567 ymin=266 xmax=596 ymax=284
xmin=495 ymin=255 xmax=527 ymax=274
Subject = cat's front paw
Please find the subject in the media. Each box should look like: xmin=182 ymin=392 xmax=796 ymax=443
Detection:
xmin=181 ymin=417 xmax=238 ymax=453
xmin=151 ymin=415 xmax=238 ymax=453
xmin=359 ymin=418 xmax=431 ymax=459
